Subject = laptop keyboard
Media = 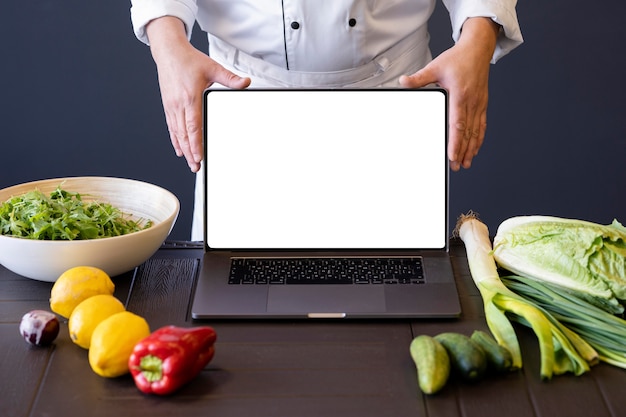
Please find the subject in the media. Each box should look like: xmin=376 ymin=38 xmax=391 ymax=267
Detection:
xmin=228 ymin=257 xmax=425 ymax=285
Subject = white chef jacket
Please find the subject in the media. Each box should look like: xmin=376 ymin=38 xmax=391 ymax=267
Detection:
xmin=129 ymin=0 xmax=523 ymax=239
xmin=131 ymin=0 xmax=523 ymax=87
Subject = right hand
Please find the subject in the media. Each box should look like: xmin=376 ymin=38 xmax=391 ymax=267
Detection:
xmin=147 ymin=17 xmax=251 ymax=172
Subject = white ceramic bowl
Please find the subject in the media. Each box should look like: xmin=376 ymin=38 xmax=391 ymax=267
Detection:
xmin=0 ymin=177 xmax=180 ymax=282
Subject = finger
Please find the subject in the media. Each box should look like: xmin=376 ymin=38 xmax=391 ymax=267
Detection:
xmin=164 ymin=112 xmax=182 ymax=157
xmin=447 ymin=99 xmax=470 ymax=172
xmin=462 ymin=111 xmax=487 ymax=169
xmin=398 ymin=65 xmax=438 ymax=88
xmin=185 ymin=102 xmax=204 ymax=167
xmin=166 ymin=102 xmax=196 ymax=171
xmin=462 ymin=129 xmax=480 ymax=169
xmin=177 ymin=106 xmax=203 ymax=172
xmin=456 ymin=111 xmax=478 ymax=169
xmin=209 ymin=62 xmax=251 ymax=90
xmin=458 ymin=93 xmax=488 ymax=168
xmin=448 ymin=122 xmax=465 ymax=172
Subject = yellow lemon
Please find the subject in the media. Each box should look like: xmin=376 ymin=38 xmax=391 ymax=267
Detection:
xmin=68 ymin=294 xmax=126 ymax=349
xmin=50 ymin=266 xmax=114 ymax=319
xmin=88 ymin=311 xmax=150 ymax=378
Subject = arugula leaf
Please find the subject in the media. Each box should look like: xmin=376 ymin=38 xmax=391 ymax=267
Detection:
xmin=0 ymin=185 xmax=152 ymax=240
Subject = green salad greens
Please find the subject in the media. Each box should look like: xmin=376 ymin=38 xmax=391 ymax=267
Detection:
xmin=0 ymin=186 xmax=152 ymax=240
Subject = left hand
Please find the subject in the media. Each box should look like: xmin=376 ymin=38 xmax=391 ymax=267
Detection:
xmin=399 ymin=17 xmax=500 ymax=171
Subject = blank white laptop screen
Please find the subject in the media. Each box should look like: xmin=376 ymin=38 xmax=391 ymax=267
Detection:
xmin=204 ymin=89 xmax=448 ymax=250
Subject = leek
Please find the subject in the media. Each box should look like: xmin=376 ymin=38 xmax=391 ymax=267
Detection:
xmin=456 ymin=213 xmax=597 ymax=379
xmin=493 ymin=216 xmax=626 ymax=314
xmin=502 ymin=274 xmax=626 ymax=369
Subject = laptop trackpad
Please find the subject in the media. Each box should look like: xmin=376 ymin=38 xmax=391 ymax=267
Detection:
xmin=267 ymin=285 xmax=386 ymax=314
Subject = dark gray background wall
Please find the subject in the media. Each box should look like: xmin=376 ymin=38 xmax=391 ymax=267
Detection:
xmin=2 ymin=1 xmax=625 ymax=241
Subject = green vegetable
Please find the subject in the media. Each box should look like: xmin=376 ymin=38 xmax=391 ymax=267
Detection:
xmin=455 ymin=212 xmax=596 ymax=379
xmin=493 ymin=216 xmax=626 ymax=314
xmin=501 ymin=274 xmax=626 ymax=369
xmin=434 ymin=332 xmax=487 ymax=382
xmin=409 ymin=335 xmax=450 ymax=395
xmin=0 ymin=185 xmax=152 ymax=240
xmin=470 ymin=330 xmax=513 ymax=373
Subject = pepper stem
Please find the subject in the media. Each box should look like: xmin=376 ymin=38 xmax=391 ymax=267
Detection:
xmin=139 ymin=355 xmax=164 ymax=382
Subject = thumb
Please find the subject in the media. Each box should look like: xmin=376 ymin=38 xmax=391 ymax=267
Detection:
xmin=210 ymin=64 xmax=252 ymax=89
xmin=223 ymin=72 xmax=252 ymax=89
xmin=399 ymin=65 xmax=438 ymax=88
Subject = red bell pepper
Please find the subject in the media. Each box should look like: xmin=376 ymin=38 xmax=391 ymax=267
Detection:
xmin=128 ymin=325 xmax=217 ymax=395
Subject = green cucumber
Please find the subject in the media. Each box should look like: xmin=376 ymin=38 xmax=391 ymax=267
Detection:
xmin=470 ymin=330 xmax=513 ymax=373
xmin=409 ymin=335 xmax=450 ymax=395
xmin=434 ymin=332 xmax=487 ymax=382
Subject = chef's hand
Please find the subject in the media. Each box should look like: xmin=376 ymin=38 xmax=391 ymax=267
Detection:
xmin=399 ymin=17 xmax=499 ymax=171
xmin=146 ymin=17 xmax=251 ymax=172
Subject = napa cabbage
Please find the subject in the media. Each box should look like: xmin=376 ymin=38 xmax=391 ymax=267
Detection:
xmin=493 ymin=216 xmax=626 ymax=315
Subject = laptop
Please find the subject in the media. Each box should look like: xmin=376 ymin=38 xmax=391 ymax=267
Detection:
xmin=191 ymin=88 xmax=461 ymax=319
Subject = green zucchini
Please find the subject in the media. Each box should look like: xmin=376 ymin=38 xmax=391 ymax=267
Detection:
xmin=434 ymin=332 xmax=487 ymax=382
xmin=409 ymin=335 xmax=450 ymax=395
xmin=471 ymin=330 xmax=513 ymax=373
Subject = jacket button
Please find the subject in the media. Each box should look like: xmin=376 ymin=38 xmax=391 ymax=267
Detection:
xmin=348 ymin=18 xmax=357 ymax=27
xmin=291 ymin=21 xmax=300 ymax=30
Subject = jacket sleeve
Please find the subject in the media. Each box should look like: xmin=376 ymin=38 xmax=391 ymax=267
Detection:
xmin=130 ymin=0 xmax=198 ymax=45
xmin=442 ymin=0 xmax=523 ymax=63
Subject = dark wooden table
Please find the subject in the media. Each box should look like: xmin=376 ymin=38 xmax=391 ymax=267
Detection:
xmin=1 ymin=241 xmax=625 ymax=417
